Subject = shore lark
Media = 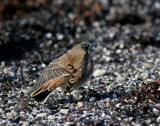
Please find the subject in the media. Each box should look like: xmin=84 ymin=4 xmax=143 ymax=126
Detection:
xmin=30 ymin=43 xmax=94 ymax=103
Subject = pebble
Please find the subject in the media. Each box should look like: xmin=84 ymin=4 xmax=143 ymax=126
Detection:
xmin=93 ymin=69 xmax=106 ymax=77
xmin=140 ymin=72 xmax=149 ymax=79
xmin=56 ymin=33 xmax=64 ymax=40
xmin=8 ymin=71 xmax=15 ymax=78
xmin=157 ymin=116 xmax=160 ymax=123
xmin=116 ymin=49 xmax=122 ymax=54
xmin=41 ymin=63 xmax=46 ymax=68
xmin=116 ymin=74 xmax=125 ymax=82
xmin=107 ymin=84 xmax=115 ymax=92
xmin=152 ymin=108 xmax=159 ymax=114
xmin=64 ymin=122 xmax=72 ymax=126
xmin=112 ymin=93 xmax=117 ymax=98
xmin=60 ymin=109 xmax=69 ymax=115
xmin=6 ymin=123 xmax=14 ymax=126
xmin=6 ymin=112 xmax=11 ymax=118
xmin=48 ymin=115 xmax=55 ymax=120
xmin=36 ymin=113 xmax=47 ymax=118
xmin=154 ymin=2 xmax=160 ymax=9
xmin=45 ymin=33 xmax=52 ymax=38
xmin=10 ymin=110 xmax=17 ymax=117
xmin=22 ymin=122 xmax=29 ymax=126
xmin=105 ymin=56 xmax=111 ymax=62
xmin=42 ymin=120 xmax=47 ymax=123
xmin=32 ymin=109 xmax=38 ymax=115
xmin=33 ymin=124 xmax=41 ymax=126
xmin=109 ymin=76 xmax=114 ymax=81
xmin=83 ymin=111 xmax=88 ymax=115
xmin=115 ymin=103 xmax=121 ymax=108
xmin=77 ymin=102 xmax=84 ymax=107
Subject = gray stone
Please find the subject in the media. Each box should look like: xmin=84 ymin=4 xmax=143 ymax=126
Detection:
xmin=60 ymin=109 xmax=69 ymax=115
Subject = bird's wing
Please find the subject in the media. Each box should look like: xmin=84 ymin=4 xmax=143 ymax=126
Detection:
xmin=33 ymin=59 xmax=70 ymax=89
xmin=68 ymin=55 xmax=86 ymax=84
xmin=69 ymin=68 xmax=82 ymax=83
xmin=66 ymin=50 xmax=86 ymax=84
xmin=30 ymin=57 xmax=71 ymax=98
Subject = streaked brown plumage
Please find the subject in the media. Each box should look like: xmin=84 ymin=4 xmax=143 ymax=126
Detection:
xmin=30 ymin=43 xmax=94 ymax=103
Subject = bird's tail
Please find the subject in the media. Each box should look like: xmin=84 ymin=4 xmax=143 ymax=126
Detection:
xmin=31 ymin=90 xmax=53 ymax=102
xmin=30 ymin=77 xmax=67 ymax=103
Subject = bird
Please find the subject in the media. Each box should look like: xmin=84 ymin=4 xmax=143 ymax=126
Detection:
xmin=30 ymin=43 xmax=94 ymax=103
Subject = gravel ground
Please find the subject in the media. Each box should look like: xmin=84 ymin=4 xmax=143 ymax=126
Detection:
xmin=0 ymin=0 xmax=160 ymax=125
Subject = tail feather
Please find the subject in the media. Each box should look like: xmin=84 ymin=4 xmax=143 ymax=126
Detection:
xmin=30 ymin=77 xmax=67 ymax=102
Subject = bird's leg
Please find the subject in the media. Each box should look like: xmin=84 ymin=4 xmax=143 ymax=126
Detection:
xmin=65 ymin=85 xmax=75 ymax=101
xmin=66 ymin=90 xmax=73 ymax=99
xmin=86 ymin=81 xmax=93 ymax=96
xmin=41 ymin=91 xmax=53 ymax=104
xmin=68 ymin=91 xmax=73 ymax=100
xmin=70 ymin=90 xmax=82 ymax=100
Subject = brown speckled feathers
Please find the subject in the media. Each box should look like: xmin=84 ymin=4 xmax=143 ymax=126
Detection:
xmin=30 ymin=44 xmax=93 ymax=102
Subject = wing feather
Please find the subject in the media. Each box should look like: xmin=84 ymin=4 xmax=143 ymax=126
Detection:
xmin=33 ymin=59 xmax=70 ymax=89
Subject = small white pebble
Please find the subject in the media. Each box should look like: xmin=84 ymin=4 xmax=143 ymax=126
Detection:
xmin=42 ymin=120 xmax=47 ymax=123
xmin=157 ymin=116 xmax=160 ymax=123
xmin=77 ymin=102 xmax=84 ymax=107
xmin=116 ymin=49 xmax=122 ymax=54
xmin=64 ymin=122 xmax=72 ymax=126
xmin=41 ymin=63 xmax=46 ymax=68
xmin=116 ymin=74 xmax=125 ymax=82
xmin=56 ymin=33 xmax=64 ymax=40
xmin=45 ymin=33 xmax=52 ymax=38
xmin=93 ymin=69 xmax=106 ymax=77
xmin=154 ymin=2 xmax=160 ymax=9
xmin=10 ymin=109 xmax=17 ymax=117
xmin=106 ymin=56 xmax=111 ymax=62
xmin=36 ymin=113 xmax=47 ymax=118
xmin=93 ymin=21 xmax=100 ymax=27
xmin=109 ymin=32 xmax=115 ymax=39
xmin=115 ymin=103 xmax=121 ymax=108
xmin=22 ymin=122 xmax=29 ymax=126
xmin=107 ymin=83 xmax=115 ymax=92
xmin=32 ymin=109 xmax=38 ymax=115
xmin=60 ymin=109 xmax=69 ymax=115
xmin=48 ymin=115 xmax=55 ymax=120
xmin=83 ymin=111 xmax=88 ymax=115
xmin=6 ymin=112 xmax=11 ymax=118
xmin=102 ymin=112 xmax=105 ymax=117
xmin=153 ymin=108 xmax=159 ymax=114
xmin=140 ymin=72 xmax=148 ymax=79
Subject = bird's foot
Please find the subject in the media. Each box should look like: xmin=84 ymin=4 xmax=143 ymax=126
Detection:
xmin=70 ymin=90 xmax=83 ymax=100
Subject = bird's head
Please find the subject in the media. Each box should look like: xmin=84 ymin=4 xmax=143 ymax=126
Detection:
xmin=74 ymin=43 xmax=91 ymax=52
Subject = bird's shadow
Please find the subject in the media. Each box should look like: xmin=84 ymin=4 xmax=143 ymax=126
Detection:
xmin=46 ymin=88 xmax=122 ymax=111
